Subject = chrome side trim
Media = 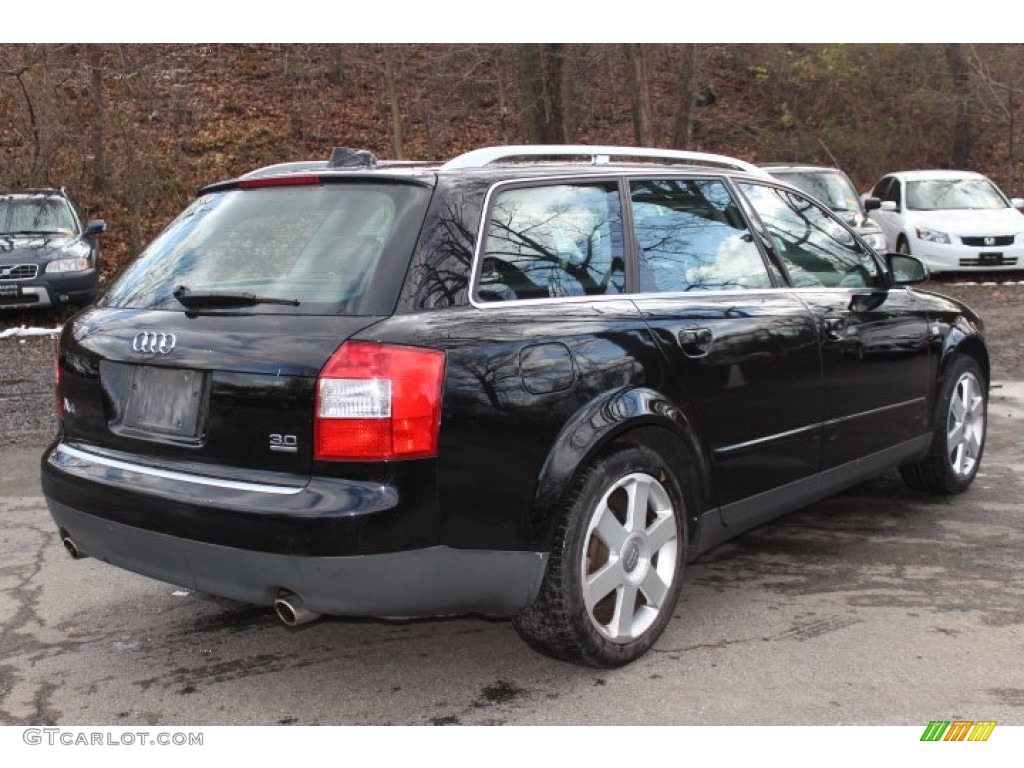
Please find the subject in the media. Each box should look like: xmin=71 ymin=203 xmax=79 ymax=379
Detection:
xmin=822 ymin=397 xmax=926 ymax=428
xmin=713 ymin=398 xmax=925 ymax=457
xmin=714 ymin=422 xmax=821 ymax=457
xmin=52 ymin=444 xmax=304 ymax=496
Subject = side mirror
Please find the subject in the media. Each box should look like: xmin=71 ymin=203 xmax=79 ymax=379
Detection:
xmin=880 ymin=200 xmax=899 ymax=212
xmin=862 ymin=196 xmax=882 ymax=212
xmin=1010 ymin=197 xmax=1024 ymax=209
xmin=887 ymin=253 xmax=929 ymax=285
xmin=85 ymin=219 xmax=107 ymax=236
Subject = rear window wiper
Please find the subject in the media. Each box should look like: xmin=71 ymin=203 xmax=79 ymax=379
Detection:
xmin=172 ymin=285 xmax=300 ymax=309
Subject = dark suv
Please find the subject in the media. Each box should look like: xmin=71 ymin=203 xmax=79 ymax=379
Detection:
xmin=42 ymin=145 xmax=989 ymax=667
xmin=0 ymin=188 xmax=106 ymax=309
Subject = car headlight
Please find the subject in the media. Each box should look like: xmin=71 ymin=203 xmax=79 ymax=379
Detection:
xmin=915 ymin=227 xmax=950 ymax=244
xmin=862 ymin=232 xmax=888 ymax=251
xmin=45 ymin=257 xmax=91 ymax=273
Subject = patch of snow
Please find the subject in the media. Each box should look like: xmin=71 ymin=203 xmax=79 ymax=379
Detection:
xmin=0 ymin=325 xmax=62 ymax=340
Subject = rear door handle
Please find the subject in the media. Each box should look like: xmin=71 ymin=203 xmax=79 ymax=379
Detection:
xmin=678 ymin=327 xmax=713 ymax=356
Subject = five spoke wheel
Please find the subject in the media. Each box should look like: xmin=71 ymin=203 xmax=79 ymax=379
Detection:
xmin=581 ymin=472 xmax=679 ymax=643
xmin=946 ymin=370 xmax=985 ymax=479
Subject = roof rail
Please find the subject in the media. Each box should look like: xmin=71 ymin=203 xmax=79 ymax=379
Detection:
xmin=239 ymin=161 xmax=328 ymax=180
xmin=440 ymin=145 xmax=768 ymax=176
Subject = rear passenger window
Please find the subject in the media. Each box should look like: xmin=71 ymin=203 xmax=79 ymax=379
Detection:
xmin=476 ymin=183 xmax=624 ymax=302
xmin=630 ymin=179 xmax=771 ymax=292
xmin=738 ymin=183 xmax=884 ymax=289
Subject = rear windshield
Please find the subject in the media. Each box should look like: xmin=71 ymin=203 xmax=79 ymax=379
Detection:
xmin=100 ymin=182 xmax=431 ymax=315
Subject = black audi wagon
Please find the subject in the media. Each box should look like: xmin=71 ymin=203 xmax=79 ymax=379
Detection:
xmin=42 ymin=145 xmax=988 ymax=667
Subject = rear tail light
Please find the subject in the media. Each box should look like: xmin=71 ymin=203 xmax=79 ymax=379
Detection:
xmin=314 ymin=342 xmax=445 ymax=461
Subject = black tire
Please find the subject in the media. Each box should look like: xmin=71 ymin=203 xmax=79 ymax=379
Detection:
xmin=512 ymin=444 xmax=688 ymax=667
xmin=900 ymin=355 xmax=987 ymax=494
xmin=896 ymin=235 xmax=911 ymax=255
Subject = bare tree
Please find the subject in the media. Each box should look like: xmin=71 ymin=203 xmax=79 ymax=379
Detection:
xmin=672 ymin=44 xmax=700 ymax=148
xmin=516 ymin=44 xmax=546 ymax=143
xmin=968 ymin=46 xmax=1024 ymax=190
xmin=945 ymin=43 xmax=973 ymax=168
xmin=86 ymin=45 xmax=107 ymax=193
xmin=623 ymin=44 xmax=652 ymax=146
xmin=381 ymin=45 xmax=405 ymax=159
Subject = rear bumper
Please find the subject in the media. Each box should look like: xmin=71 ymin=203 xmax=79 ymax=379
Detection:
xmin=42 ymin=441 xmax=547 ymax=616
xmin=48 ymin=498 xmax=546 ymax=616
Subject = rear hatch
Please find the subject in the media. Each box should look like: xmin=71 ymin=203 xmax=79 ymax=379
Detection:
xmin=57 ymin=177 xmax=433 ymax=476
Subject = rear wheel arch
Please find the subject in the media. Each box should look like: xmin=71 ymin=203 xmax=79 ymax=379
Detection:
xmin=513 ymin=441 xmax=692 ymax=666
xmin=526 ymin=387 xmax=712 ymax=560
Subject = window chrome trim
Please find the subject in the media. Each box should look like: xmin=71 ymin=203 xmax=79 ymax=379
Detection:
xmin=467 ymin=172 xmax=785 ymax=310
xmin=51 ymin=443 xmax=305 ymax=496
xmin=468 ymin=174 xmax=628 ymax=309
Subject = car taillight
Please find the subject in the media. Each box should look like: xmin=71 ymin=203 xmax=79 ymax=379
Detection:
xmin=314 ymin=342 xmax=445 ymax=461
xmin=54 ymin=338 xmax=63 ymax=420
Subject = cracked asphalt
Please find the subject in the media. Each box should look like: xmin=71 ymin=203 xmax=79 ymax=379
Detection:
xmin=1 ymin=332 xmax=1023 ymax=724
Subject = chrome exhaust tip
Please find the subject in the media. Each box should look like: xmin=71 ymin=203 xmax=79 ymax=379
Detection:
xmin=62 ymin=536 xmax=86 ymax=559
xmin=274 ymin=592 xmax=320 ymax=627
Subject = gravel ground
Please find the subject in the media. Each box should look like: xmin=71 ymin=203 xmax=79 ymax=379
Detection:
xmin=1 ymin=277 xmax=1022 ymax=453
xmin=0 ymin=330 xmax=59 ymax=452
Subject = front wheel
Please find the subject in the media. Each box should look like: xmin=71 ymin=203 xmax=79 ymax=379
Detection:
xmin=900 ymin=355 xmax=987 ymax=494
xmin=513 ymin=444 xmax=687 ymax=667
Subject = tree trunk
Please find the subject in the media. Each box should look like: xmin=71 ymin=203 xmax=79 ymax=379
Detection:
xmin=543 ymin=43 xmax=570 ymax=144
xmin=672 ymin=44 xmax=699 ymax=148
xmin=382 ymin=45 xmax=404 ymax=159
xmin=517 ymin=44 xmax=545 ymax=143
xmin=624 ymin=44 xmax=652 ymax=146
xmin=11 ymin=68 xmax=41 ymax=182
xmin=945 ymin=43 xmax=972 ymax=168
xmin=88 ymin=45 xmax=107 ymax=193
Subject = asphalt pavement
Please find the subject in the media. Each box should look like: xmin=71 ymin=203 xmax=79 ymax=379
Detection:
xmin=1 ymin=383 xmax=1022 ymax=726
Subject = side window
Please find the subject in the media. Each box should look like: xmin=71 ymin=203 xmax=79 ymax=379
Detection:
xmin=871 ymin=177 xmax=892 ymax=200
xmin=630 ymin=178 xmax=771 ymax=292
xmin=738 ymin=183 xmax=884 ymax=289
xmin=476 ymin=183 xmax=624 ymax=302
xmin=882 ymin=178 xmax=901 ymax=206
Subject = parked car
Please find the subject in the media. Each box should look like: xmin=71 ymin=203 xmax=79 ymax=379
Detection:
xmin=42 ymin=145 xmax=989 ymax=667
xmin=761 ymin=164 xmax=889 ymax=252
xmin=866 ymin=170 xmax=1024 ymax=273
xmin=0 ymin=187 xmax=106 ymax=309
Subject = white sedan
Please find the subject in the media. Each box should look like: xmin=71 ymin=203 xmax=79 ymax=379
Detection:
xmin=866 ymin=170 xmax=1024 ymax=273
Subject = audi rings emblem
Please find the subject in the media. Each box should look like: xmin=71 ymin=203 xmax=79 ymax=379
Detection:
xmin=132 ymin=331 xmax=177 ymax=354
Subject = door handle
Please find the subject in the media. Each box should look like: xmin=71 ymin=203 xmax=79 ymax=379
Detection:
xmin=677 ymin=327 xmax=713 ymax=356
xmin=822 ymin=317 xmax=845 ymax=341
